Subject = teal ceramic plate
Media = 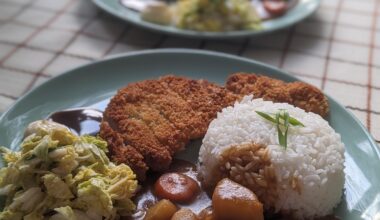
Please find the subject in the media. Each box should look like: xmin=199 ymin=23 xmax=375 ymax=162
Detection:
xmin=91 ymin=0 xmax=320 ymax=39
xmin=0 ymin=49 xmax=379 ymax=219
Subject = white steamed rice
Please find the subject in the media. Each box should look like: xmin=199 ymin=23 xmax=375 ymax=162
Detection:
xmin=199 ymin=95 xmax=345 ymax=219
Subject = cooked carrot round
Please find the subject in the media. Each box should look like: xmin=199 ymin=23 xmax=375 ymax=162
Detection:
xmin=263 ymin=0 xmax=288 ymax=16
xmin=154 ymin=173 xmax=200 ymax=203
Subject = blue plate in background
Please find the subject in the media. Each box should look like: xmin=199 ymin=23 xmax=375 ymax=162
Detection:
xmin=91 ymin=0 xmax=320 ymax=39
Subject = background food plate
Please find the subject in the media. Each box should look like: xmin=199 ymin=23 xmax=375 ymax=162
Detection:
xmin=91 ymin=0 xmax=320 ymax=39
xmin=0 ymin=49 xmax=379 ymax=219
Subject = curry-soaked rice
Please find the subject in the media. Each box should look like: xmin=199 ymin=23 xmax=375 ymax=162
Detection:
xmin=199 ymin=95 xmax=345 ymax=219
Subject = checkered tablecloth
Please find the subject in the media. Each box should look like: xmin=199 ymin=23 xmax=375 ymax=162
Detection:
xmin=0 ymin=0 xmax=379 ymax=144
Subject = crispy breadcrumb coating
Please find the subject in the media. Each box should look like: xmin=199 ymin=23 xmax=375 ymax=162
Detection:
xmin=226 ymin=73 xmax=329 ymax=117
xmin=99 ymin=121 xmax=148 ymax=180
xmin=101 ymin=76 xmax=236 ymax=180
xmin=101 ymin=74 xmax=329 ymax=180
xmin=159 ymin=76 xmax=240 ymax=131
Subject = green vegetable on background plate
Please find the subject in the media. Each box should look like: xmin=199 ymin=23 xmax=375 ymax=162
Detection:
xmin=175 ymin=0 xmax=262 ymax=32
xmin=0 ymin=120 xmax=138 ymax=220
xmin=139 ymin=0 xmax=262 ymax=32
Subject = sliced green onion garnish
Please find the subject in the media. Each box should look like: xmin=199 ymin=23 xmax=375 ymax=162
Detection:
xmin=255 ymin=109 xmax=304 ymax=149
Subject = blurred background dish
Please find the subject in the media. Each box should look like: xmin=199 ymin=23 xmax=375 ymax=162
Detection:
xmin=91 ymin=0 xmax=320 ymax=38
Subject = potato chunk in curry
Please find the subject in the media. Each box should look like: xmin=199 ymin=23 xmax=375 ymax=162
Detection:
xmin=171 ymin=208 xmax=199 ymax=220
xmin=212 ymin=178 xmax=264 ymax=220
xmin=144 ymin=199 xmax=177 ymax=220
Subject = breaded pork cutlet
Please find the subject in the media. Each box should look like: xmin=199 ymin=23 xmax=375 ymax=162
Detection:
xmin=100 ymin=76 xmax=237 ymax=180
xmin=100 ymin=122 xmax=148 ymax=178
xmin=226 ymin=73 xmax=329 ymax=117
xmin=100 ymin=89 xmax=172 ymax=176
xmin=133 ymin=79 xmax=206 ymax=139
xmin=101 ymin=74 xmax=329 ymax=180
xmin=159 ymin=76 xmax=239 ymax=129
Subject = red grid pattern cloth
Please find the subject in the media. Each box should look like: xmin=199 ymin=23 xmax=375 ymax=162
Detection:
xmin=0 ymin=0 xmax=379 ymax=145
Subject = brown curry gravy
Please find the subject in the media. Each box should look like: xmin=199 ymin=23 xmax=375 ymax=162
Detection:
xmin=125 ymin=160 xmax=340 ymax=220
xmin=125 ymin=160 xmax=212 ymax=220
xmin=48 ymin=104 xmax=341 ymax=220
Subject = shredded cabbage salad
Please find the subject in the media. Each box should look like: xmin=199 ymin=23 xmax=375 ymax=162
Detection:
xmin=175 ymin=0 xmax=262 ymax=31
xmin=0 ymin=120 xmax=137 ymax=220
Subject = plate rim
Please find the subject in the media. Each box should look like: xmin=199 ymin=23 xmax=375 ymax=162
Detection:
xmin=1 ymin=48 xmax=378 ymax=151
xmin=1 ymin=48 xmax=379 ymax=219
xmin=91 ymin=0 xmax=321 ymax=39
